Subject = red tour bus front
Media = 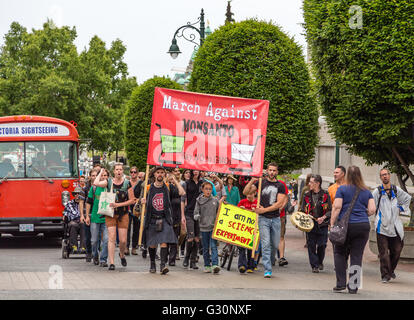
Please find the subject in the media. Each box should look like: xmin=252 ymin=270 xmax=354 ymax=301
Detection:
xmin=0 ymin=115 xmax=79 ymax=237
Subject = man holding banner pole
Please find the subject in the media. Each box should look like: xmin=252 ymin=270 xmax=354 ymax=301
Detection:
xmin=244 ymin=163 xmax=288 ymax=278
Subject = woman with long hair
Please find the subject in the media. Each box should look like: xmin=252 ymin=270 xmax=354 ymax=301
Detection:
xmin=330 ymin=166 xmax=376 ymax=294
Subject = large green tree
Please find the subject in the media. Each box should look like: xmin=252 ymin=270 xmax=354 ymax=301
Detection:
xmin=189 ymin=19 xmax=319 ymax=173
xmin=124 ymin=76 xmax=181 ymax=170
xmin=0 ymin=21 xmax=136 ymax=152
xmin=303 ymin=0 xmax=414 ymax=186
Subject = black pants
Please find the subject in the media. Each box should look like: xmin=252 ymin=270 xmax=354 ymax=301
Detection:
xmin=377 ymin=233 xmax=404 ymax=280
xmin=69 ymin=221 xmax=85 ymax=249
xmin=307 ymin=226 xmax=328 ymax=268
xmin=238 ymin=247 xmax=254 ymax=270
xmin=333 ymin=222 xmax=370 ymax=288
xmin=127 ymin=213 xmax=139 ymax=249
xmin=83 ymin=223 xmax=92 ymax=254
xmin=168 ymin=224 xmax=181 ymax=264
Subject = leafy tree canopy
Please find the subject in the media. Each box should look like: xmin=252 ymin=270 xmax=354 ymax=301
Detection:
xmin=189 ymin=19 xmax=319 ymax=173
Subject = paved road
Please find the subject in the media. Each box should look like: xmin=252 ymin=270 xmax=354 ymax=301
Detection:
xmin=0 ymin=223 xmax=413 ymax=300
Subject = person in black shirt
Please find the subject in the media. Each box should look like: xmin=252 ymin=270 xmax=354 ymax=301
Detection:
xmin=167 ymin=168 xmax=182 ymax=266
xmin=126 ymin=166 xmax=141 ymax=256
xmin=300 ymin=174 xmax=332 ymax=273
xmin=181 ymin=170 xmax=202 ymax=269
xmin=243 ymin=162 xmax=287 ymax=278
xmin=142 ymin=166 xmax=185 ymax=274
xmin=94 ymin=164 xmax=135 ymax=270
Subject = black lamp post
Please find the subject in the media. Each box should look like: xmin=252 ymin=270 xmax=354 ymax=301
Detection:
xmin=167 ymin=9 xmax=205 ymax=59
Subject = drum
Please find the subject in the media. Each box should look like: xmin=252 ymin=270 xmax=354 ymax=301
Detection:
xmin=290 ymin=211 xmax=315 ymax=232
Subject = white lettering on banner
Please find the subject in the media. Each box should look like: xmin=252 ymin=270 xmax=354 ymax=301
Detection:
xmin=161 ymin=95 xmax=258 ymax=122
xmin=0 ymin=123 xmax=70 ymax=137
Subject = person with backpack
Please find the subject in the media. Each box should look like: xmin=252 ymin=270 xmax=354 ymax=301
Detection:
xmin=86 ymin=169 xmax=110 ymax=267
xmin=372 ymin=168 xmax=411 ymax=283
xmin=94 ymin=164 xmax=135 ymax=270
xmin=141 ymin=166 xmax=186 ymax=274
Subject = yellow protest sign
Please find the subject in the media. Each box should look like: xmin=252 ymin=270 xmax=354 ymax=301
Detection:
xmin=212 ymin=203 xmax=259 ymax=250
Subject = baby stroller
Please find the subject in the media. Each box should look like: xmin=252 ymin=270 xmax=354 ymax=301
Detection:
xmin=61 ymin=216 xmax=86 ymax=259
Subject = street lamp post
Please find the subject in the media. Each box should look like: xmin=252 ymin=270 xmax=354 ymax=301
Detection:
xmin=167 ymin=9 xmax=205 ymax=59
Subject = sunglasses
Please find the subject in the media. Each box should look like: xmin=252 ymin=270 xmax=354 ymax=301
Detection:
xmin=130 ymin=171 xmax=137 ymax=174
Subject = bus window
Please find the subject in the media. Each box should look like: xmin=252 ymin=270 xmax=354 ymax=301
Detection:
xmin=0 ymin=142 xmax=24 ymax=178
xmin=26 ymin=142 xmax=78 ymax=178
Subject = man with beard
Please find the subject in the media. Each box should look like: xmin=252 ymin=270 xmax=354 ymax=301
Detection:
xmin=243 ymin=163 xmax=288 ymax=278
xmin=372 ymin=168 xmax=411 ymax=283
xmin=142 ymin=166 xmax=185 ymax=274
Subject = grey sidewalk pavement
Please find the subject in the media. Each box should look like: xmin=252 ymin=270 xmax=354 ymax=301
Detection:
xmin=0 ymin=221 xmax=413 ymax=300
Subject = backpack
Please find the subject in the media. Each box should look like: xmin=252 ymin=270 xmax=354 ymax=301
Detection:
xmin=376 ymin=185 xmax=397 ymax=215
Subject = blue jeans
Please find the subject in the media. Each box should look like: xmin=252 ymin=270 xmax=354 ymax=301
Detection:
xmin=201 ymin=231 xmax=218 ymax=267
xmin=91 ymin=222 xmax=108 ymax=263
xmin=258 ymin=216 xmax=281 ymax=274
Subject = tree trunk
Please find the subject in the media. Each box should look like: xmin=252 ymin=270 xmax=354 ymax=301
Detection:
xmin=116 ymin=150 xmax=119 ymax=162
xmin=396 ymin=172 xmax=408 ymax=192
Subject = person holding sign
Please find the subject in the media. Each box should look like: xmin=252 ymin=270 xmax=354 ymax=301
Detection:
xmin=141 ymin=166 xmax=186 ymax=274
xmin=243 ymin=163 xmax=288 ymax=278
xmin=237 ymin=188 xmax=258 ymax=273
xmin=194 ymin=182 xmax=224 ymax=274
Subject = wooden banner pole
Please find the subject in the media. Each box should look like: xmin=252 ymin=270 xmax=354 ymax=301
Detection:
xmin=138 ymin=164 xmax=150 ymax=246
xmin=251 ymin=177 xmax=262 ymax=258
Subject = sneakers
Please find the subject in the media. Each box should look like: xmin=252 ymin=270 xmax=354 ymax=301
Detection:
xmin=312 ymin=267 xmax=319 ymax=273
xmin=190 ymin=261 xmax=199 ymax=270
xmin=246 ymin=269 xmax=254 ymax=273
xmin=86 ymin=253 xmax=92 ymax=263
xmin=131 ymin=248 xmax=138 ymax=255
xmin=318 ymin=264 xmax=324 ymax=271
xmin=391 ymin=272 xmax=396 ymax=280
xmin=212 ymin=265 xmax=220 ymax=274
xmin=100 ymin=262 xmax=108 ymax=268
xmin=93 ymin=256 xmax=99 ymax=266
xmin=204 ymin=266 xmax=212 ymax=273
xmin=279 ymin=257 xmax=288 ymax=266
xmin=124 ymin=249 xmax=130 ymax=256
xmin=183 ymin=257 xmax=190 ymax=268
xmin=71 ymin=245 xmax=78 ymax=254
xmin=142 ymin=249 xmax=147 ymax=259
xmin=382 ymin=277 xmax=391 ymax=283
xmin=239 ymin=266 xmax=246 ymax=274
xmin=80 ymin=247 xmax=86 ymax=254
xmin=264 ymin=272 xmax=272 ymax=278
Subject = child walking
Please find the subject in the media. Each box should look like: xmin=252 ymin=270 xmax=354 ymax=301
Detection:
xmin=194 ymin=182 xmax=222 ymax=274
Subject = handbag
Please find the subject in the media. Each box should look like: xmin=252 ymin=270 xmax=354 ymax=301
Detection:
xmin=329 ymin=188 xmax=361 ymax=245
xmin=97 ymin=181 xmax=115 ymax=218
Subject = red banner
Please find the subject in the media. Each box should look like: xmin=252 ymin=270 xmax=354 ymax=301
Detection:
xmin=147 ymin=88 xmax=269 ymax=177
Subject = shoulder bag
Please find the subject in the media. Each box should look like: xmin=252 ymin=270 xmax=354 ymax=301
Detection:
xmin=329 ymin=188 xmax=361 ymax=246
xmin=97 ymin=181 xmax=115 ymax=218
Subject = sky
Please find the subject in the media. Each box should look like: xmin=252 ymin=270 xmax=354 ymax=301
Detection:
xmin=0 ymin=0 xmax=307 ymax=84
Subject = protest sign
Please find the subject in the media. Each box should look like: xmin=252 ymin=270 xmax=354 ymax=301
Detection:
xmin=212 ymin=202 xmax=260 ymax=250
xmin=147 ymin=88 xmax=269 ymax=177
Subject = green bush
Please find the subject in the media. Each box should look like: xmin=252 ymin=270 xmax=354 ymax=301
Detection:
xmin=303 ymin=0 xmax=414 ymax=171
xmin=189 ymin=19 xmax=319 ymax=173
xmin=124 ymin=76 xmax=181 ymax=170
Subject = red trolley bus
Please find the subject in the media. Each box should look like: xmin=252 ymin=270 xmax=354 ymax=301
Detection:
xmin=0 ymin=115 xmax=79 ymax=237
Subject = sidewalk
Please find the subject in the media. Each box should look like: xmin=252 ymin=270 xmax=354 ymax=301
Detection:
xmin=0 ymin=221 xmax=413 ymax=299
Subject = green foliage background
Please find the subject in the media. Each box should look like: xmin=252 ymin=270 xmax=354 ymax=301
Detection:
xmin=0 ymin=21 xmax=136 ymax=153
xmin=189 ymin=19 xmax=319 ymax=173
xmin=124 ymin=76 xmax=181 ymax=170
xmin=303 ymin=0 xmax=414 ymax=174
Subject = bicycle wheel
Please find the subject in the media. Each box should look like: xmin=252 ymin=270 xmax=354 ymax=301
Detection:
xmin=227 ymin=246 xmax=236 ymax=271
